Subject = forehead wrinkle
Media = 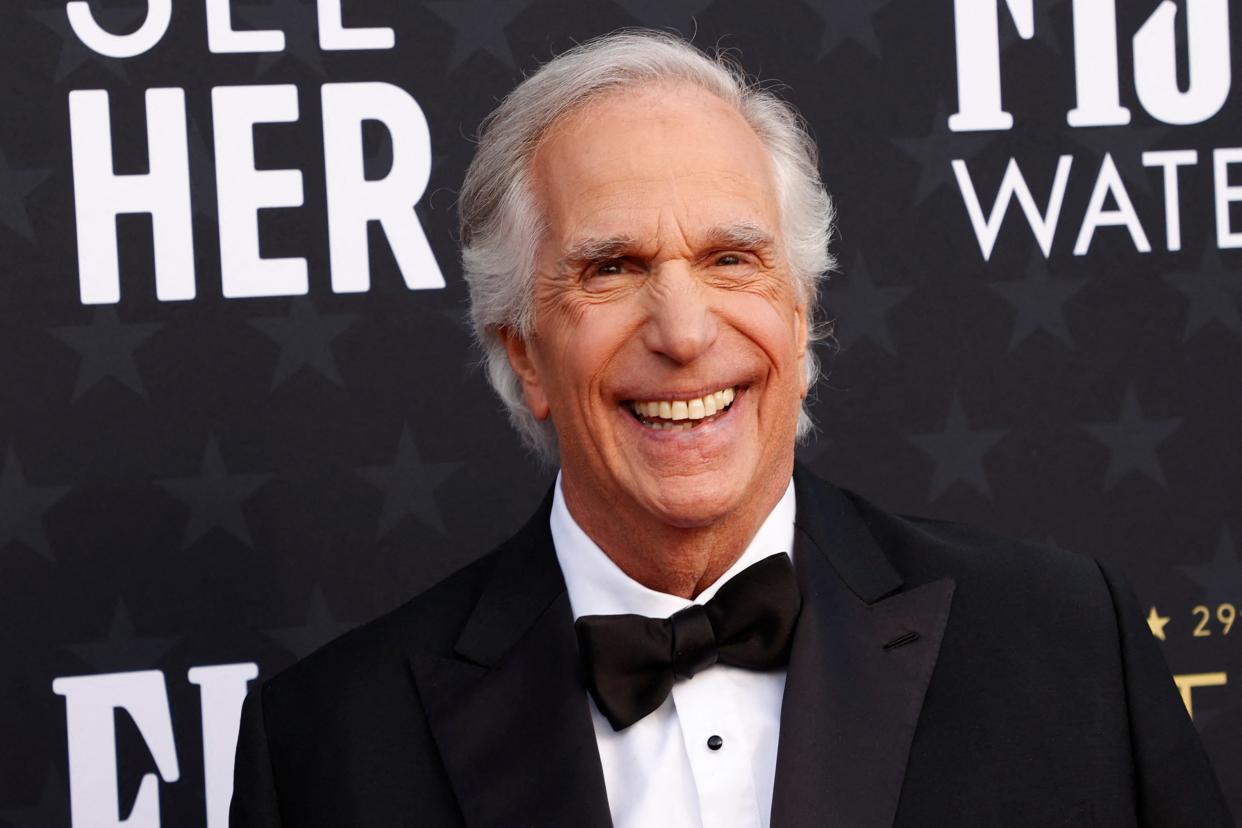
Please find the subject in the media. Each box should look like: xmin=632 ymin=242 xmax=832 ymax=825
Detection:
xmin=544 ymin=144 xmax=776 ymax=226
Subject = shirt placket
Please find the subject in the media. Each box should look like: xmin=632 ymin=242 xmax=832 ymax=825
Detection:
xmin=670 ymin=671 xmax=763 ymax=828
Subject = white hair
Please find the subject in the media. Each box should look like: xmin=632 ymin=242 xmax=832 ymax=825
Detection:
xmin=458 ymin=29 xmax=837 ymax=460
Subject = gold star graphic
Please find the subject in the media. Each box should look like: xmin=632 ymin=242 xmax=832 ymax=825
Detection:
xmin=1147 ymin=607 xmax=1171 ymax=641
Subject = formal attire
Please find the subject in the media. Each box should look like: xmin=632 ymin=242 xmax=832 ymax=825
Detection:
xmin=230 ymin=465 xmax=1233 ymax=827
xmin=552 ymin=474 xmax=795 ymax=828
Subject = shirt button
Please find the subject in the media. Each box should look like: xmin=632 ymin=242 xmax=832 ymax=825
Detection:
xmin=707 ymin=735 xmax=723 ymax=751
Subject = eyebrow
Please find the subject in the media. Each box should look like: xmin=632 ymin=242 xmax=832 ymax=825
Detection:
xmin=558 ymin=236 xmax=638 ymax=271
xmin=557 ymin=222 xmax=776 ymax=272
xmin=701 ymin=221 xmax=776 ymax=252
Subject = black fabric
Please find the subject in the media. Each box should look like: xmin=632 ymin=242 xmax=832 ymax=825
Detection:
xmin=574 ymin=552 xmax=801 ymax=730
xmin=230 ymin=466 xmax=1233 ymax=827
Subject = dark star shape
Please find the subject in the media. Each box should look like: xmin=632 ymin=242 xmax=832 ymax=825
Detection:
xmin=266 ymin=585 xmax=356 ymax=658
xmin=424 ymin=0 xmax=531 ymax=70
xmin=29 ymin=5 xmax=138 ymax=83
xmin=250 ymin=298 xmax=357 ymax=388
xmin=906 ymin=393 xmax=1006 ymax=501
xmin=65 ymin=598 xmax=178 ymax=672
xmin=799 ymin=0 xmax=893 ymax=59
xmin=0 ymin=446 xmax=70 ymax=562
xmin=1082 ymin=384 xmax=1180 ymax=490
xmin=1070 ymin=125 xmax=1172 ymax=198
xmin=986 ymin=250 xmax=1087 ymax=349
xmin=0 ymin=144 xmax=51 ymax=242
xmin=1176 ymin=526 xmax=1242 ymax=608
xmin=0 ymin=764 xmax=69 ymax=828
xmin=50 ymin=307 xmax=162 ymax=401
xmin=610 ymin=0 xmax=714 ymax=30
xmin=823 ymin=255 xmax=911 ymax=355
xmin=893 ymin=100 xmax=994 ymax=205
xmin=357 ymin=424 xmax=460 ymax=537
xmin=1163 ymin=246 xmax=1242 ymax=340
xmin=236 ymin=0 xmax=325 ymax=77
xmin=157 ymin=436 xmax=268 ymax=550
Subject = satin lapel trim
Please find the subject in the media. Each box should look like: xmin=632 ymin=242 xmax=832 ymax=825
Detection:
xmin=408 ymin=493 xmax=613 ymax=828
xmin=772 ymin=471 xmax=956 ymax=828
xmin=790 ymin=466 xmax=903 ymax=604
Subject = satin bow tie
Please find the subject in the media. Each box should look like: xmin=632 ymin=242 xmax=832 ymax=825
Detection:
xmin=573 ymin=552 xmax=801 ymax=731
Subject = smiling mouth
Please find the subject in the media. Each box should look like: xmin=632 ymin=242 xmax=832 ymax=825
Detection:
xmin=625 ymin=386 xmax=739 ymax=431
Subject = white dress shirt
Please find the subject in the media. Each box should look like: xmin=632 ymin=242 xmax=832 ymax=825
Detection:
xmin=550 ymin=474 xmax=797 ymax=828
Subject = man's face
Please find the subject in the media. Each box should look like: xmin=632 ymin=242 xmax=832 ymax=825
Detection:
xmin=506 ymin=82 xmax=808 ymax=530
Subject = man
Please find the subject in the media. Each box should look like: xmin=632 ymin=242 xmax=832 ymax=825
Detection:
xmin=230 ymin=30 xmax=1231 ymax=827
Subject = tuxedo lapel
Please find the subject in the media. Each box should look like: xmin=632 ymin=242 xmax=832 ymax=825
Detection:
xmin=409 ymin=492 xmax=613 ymax=828
xmin=771 ymin=468 xmax=955 ymax=828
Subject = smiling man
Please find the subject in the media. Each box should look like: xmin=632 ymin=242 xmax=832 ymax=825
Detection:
xmin=230 ymin=30 xmax=1230 ymax=828
xmin=504 ymin=78 xmax=809 ymax=600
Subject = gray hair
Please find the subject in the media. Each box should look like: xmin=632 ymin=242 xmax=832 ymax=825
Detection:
xmin=458 ymin=29 xmax=837 ymax=459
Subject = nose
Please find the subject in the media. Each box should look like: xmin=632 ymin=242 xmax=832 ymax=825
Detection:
xmin=641 ymin=263 xmax=718 ymax=365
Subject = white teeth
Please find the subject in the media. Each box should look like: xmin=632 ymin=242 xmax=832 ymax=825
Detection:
xmin=630 ymin=386 xmax=738 ymax=428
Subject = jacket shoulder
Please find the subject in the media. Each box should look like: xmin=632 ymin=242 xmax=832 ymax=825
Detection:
xmin=255 ymin=483 xmax=557 ymax=734
xmin=839 ymin=488 xmax=1139 ymax=700
xmin=258 ymin=548 xmax=499 ymax=708
xmin=842 ymin=487 xmax=1103 ymax=592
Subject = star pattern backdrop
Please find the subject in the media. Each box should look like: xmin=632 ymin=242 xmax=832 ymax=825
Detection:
xmin=0 ymin=0 xmax=1239 ymax=823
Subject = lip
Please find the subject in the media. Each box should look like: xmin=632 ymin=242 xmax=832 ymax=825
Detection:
xmin=617 ymin=385 xmax=749 ymax=445
xmin=618 ymin=384 xmax=745 ymax=404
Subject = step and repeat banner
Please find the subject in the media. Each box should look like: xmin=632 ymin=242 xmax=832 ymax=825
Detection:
xmin=1 ymin=0 xmax=1239 ymax=823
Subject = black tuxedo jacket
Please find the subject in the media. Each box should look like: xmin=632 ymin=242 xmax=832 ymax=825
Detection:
xmin=230 ymin=467 xmax=1231 ymax=827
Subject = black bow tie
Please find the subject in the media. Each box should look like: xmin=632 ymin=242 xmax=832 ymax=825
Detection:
xmin=574 ymin=552 xmax=801 ymax=731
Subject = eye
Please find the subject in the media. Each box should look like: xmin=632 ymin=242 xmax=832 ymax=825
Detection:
xmin=593 ymin=259 xmax=625 ymax=277
xmin=715 ymin=253 xmax=743 ymax=266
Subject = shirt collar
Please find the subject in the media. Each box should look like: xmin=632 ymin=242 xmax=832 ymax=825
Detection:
xmin=551 ymin=473 xmax=797 ymax=620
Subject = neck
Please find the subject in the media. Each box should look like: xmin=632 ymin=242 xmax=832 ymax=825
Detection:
xmin=561 ymin=462 xmax=793 ymax=599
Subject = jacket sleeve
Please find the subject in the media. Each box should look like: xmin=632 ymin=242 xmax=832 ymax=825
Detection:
xmin=229 ymin=684 xmax=284 ymax=828
xmin=1095 ymin=558 xmax=1234 ymax=827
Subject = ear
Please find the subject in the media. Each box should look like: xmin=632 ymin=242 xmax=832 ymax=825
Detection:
xmin=498 ymin=326 xmax=552 ymax=421
xmin=794 ymin=305 xmax=810 ymax=399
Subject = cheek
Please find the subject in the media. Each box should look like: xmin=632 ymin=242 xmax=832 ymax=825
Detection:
xmin=727 ymin=295 xmax=805 ymax=376
xmin=540 ymin=305 xmax=637 ymax=403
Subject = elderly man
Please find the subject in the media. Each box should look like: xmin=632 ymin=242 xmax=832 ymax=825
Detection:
xmin=230 ymin=30 xmax=1230 ymax=828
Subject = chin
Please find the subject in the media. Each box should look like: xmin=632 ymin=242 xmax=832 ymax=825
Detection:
xmin=639 ymin=473 xmax=748 ymax=529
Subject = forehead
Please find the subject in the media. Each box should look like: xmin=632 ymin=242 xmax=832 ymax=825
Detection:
xmin=531 ymin=83 xmax=779 ymax=245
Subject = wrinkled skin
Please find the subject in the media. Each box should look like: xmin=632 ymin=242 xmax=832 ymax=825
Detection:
xmin=502 ymin=82 xmax=808 ymax=597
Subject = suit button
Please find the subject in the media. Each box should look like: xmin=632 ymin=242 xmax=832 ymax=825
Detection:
xmin=707 ymin=735 xmax=723 ymax=751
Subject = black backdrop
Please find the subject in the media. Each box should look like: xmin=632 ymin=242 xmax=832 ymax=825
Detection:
xmin=1 ymin=0 xmax=1240 ymax=824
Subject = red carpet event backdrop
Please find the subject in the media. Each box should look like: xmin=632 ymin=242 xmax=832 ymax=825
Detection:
xmin=0 ymin=0 xmax=1239 ymax=824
